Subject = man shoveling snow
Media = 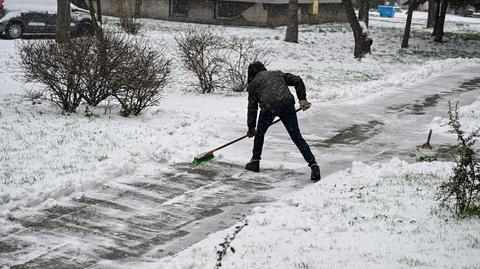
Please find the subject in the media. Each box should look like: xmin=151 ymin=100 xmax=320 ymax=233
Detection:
xmin=245 ymin=61 xmax=321 ymax=181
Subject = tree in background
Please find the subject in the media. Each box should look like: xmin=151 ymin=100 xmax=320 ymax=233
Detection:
xmin=86 ymin=0 xmax=103 ymax=39
xmin=433 ymin=0 xmax=448 ymax=42
xmin=285 ymin=0 xmax=299 ymax=43
xmin=427 ymin=0 xmax=436 ymax=28
xmin=431 ymin=0 xmax=475 ymax=42
xmin=56 ymin=0 xmax=71 ymax=43
xmin=342 ymin=0 xmax=373 ymax=58
xmin=357 ymin=0 xmax=370 ymax=28
xmin=402 ymin=0 xmax=420 ymax=48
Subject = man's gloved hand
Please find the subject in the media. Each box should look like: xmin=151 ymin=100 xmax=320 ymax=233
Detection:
xmin=246 ymin=127 xmax=256 ymax=138
xmin=299 ymin=100 xmax=312 ymax=111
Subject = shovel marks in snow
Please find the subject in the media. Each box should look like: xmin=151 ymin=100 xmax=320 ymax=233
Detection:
xmin=314 ymin=120 xmax=385 ymax=148
xmin=0 ymin=161 xmax=306 ymax=268
xmin=386 ymin=94 xmax=443 ymax=115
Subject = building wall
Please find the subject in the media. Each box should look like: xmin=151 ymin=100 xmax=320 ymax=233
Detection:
xmin=264 ymin=3 xmax=345 ymax=26
xmin=140 ymin=0 xmax=169 ymax=19
xmin=100 ymin=0 xmax=122 ymax=16
xmin=186 ymin=0 xmax=215 ymax=22
xmin=99 ymin=0 xmax=345 ymax=27
xmin=305 ymin=3 xmax=347 ymax=24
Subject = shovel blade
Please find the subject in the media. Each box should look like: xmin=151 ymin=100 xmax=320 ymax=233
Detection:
xmin=192 ymin=152 xmax=215 ymax=165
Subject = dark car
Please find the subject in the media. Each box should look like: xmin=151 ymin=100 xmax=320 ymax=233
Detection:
xmin=0 ymin=4 xmax=93 ymax=39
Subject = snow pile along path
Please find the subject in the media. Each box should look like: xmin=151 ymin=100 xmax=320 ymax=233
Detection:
xmin=430 ymin=97 xmax=480 ymax=137
xmin=156 ymin=158 xmax=480 ymax=269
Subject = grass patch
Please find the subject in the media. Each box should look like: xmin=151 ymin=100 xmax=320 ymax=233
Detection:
xmin=295 ymin=262 xmax=312 ymax=269
xmin=469 ymin=235 xmax=480 ymax=249
xmin=403 ymin=173 xmax=442 ymax=186
xmin=445 ymin=31 xmax=480 ymax=42
xmin=399 ymin=49 xmax=480 ymax=59
xmin=398 ymin=256 xmax=429 ymax=267
xmin=458 ymin=205 xmax=480 ymax=219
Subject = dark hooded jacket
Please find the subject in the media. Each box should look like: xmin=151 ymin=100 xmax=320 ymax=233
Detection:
xmin=247 ymin=71 xmax=307 ymax=128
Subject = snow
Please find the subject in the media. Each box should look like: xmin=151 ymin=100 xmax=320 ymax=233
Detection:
xmin=152 ymin=159 xmax=480 ymax=269
xmin=0 ymin=9 xmax=479 ymax=268
xmin=430 ymin=99 xmax=480 ymax=140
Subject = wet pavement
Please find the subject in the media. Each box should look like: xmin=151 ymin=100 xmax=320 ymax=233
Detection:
xmin=1 ymin=66 xmax=480 ymax=268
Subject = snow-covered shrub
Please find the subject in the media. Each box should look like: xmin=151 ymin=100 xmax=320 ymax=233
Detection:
xmin=176 ymin=27 xmax=226 ymax=94
xmin=224 ymin=37 xmax=271 ymax=92
xmin=19 ymin=39 xmax=89 ymax=113
xmin=114 ymin=45 xmax=171 ymax=117
xmin=438 ymin=101 xmax=480 ymax=216
xmin=79 ymin=33 xmax=136 ymax=106
xmin=176 ymin=28 xmax=271 ymax=93
xmin=19 ymin=33 xmax=170 ymax=115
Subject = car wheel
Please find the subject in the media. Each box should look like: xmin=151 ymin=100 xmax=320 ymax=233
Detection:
xmin=5 ymin=22 xmax=23 ymax=39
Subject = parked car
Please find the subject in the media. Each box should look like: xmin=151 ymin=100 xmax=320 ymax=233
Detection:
xmin=0 ymin=3 xmax=93 ymax=39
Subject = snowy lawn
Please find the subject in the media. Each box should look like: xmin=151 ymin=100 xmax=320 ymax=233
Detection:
xmin=153 ymin=159 xmax=480 ymax=269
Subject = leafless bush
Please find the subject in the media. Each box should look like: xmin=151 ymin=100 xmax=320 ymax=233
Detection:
xmin=18 ymin=40 xmax=88 ymax=113
xmin=176 ymin=27 xmax=227 ymax=93
xmin=81 ymin=34 xmax=136 ymax=106
xmin=224 ymin=38 xmax=271 ymax=92
xmin=19 ymin=33 xmax=171 ymax=116
xmin=114 ymin=44 xmax=171 ymax=117
xmin=119 ymin=0 xmax=142 ymax=35
xmin=438 ymin=101 xmax=480 ymax=217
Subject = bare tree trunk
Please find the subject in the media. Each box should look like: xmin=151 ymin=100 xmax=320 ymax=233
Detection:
xmin=358 ymin=0 xmax=365 ymax=21
xmin=364 ymin=0 xmax=370 ymax=27
xmin=56 ymin=0 xmax=71 ymax=43
xmin=427 ymin=0 xmax=436 ymax=28
xmin=341 ymin=0 xmax=372 ymax=58
xmin=432 ymin=0 xmax=441 ymax=35
xmin=433 ymin=0 xmax=448 ymax=42
xmin=402 ymin=2 xmax=416 ymax=48
xmin=285 ymin=0 xmax=299 ymax=43
xmin=87 ymin=0 xmax=103 ymax=40
xmin=96 ymin=0 xmax=102 ymax=24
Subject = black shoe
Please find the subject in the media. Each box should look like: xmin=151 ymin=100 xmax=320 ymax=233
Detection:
xmin=245 ymin=160 xmax=260 ymax=172
xmin=310 ymin=164 xmax=321 ymax=181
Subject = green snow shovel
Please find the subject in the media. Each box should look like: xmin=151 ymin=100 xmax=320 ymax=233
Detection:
xmin=193 ymin=108 xmax=302 ymax=165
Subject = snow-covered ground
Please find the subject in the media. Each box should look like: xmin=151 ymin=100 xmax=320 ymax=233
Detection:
xmin=155 ymin=159 xmax=480 ymax=269
xmin=430 ymin=99 xmax=480 ymax=137
xmin=1 ymin=9 xmax=480 ymax=268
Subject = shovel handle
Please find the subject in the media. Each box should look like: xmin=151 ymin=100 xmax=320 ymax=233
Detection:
xmin=426 ymin=129 xmax=432 ymax=144
xmin=206 ymin=107 xmax=303 ymax=155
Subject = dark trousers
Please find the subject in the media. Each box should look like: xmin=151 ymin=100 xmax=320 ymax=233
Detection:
xmin=252 ymin=104 xmax=316 ymax=165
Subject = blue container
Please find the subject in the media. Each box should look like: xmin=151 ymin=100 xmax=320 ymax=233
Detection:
xmin=378 ymin=5 xmax=396 ymax=18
